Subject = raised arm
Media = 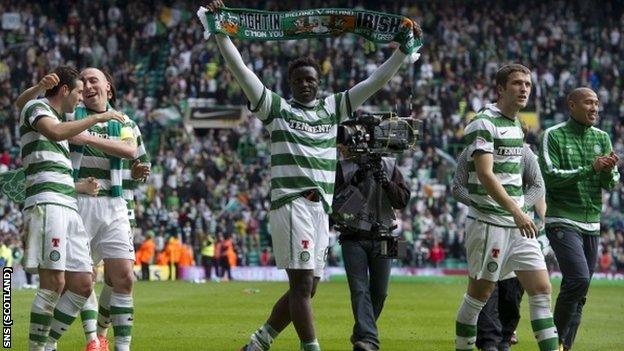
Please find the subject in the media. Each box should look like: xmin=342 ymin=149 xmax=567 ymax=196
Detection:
xmin=348 ymin=50 xmax=408 ymax=110
xmin=213 ymin=35 xmax=264 ymax=107
xmin=348 ymin=22 xmax=422 ymax=110
xmin=15 ymin=74 xmax=60 ymax=111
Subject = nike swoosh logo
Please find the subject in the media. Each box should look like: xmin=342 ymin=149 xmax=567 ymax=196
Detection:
xmin=500 ymin=130 xmax=508 ymax=135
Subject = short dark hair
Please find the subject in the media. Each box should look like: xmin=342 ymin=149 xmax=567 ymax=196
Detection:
xmin=495 ymin=64 xmax=531 ymax=88
xmin=44 ymin=66 xmax=80 ymax=98
xmin=287 ymin=56 xmax=321 ymax=78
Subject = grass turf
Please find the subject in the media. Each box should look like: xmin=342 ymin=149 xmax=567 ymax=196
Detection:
xmin=8 ymin=277 xmax=624 ymax=350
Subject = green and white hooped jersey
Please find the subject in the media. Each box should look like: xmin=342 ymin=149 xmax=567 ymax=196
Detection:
xmin=20 ymin=99 xmax=77 ymax=210
xmin=122 ymin=121 xmax=149 ymax=226
xmin=69 ymin=105 xmax=136 ymax=197
xmin=250 ymin=88 xmax=351 ymax=213
xmin=463 ymin=104 xmax=524 ymax=227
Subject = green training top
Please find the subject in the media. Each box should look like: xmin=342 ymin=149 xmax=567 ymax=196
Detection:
xmin=539 ymin=117 xmax=620 ymax=235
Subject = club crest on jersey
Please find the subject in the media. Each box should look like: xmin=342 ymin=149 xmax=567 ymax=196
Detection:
xmin=486 ymin=261 xmax=498 ymax=273
xmin=594 ymin=144 xmax=602 ymax=154
xmin=288 ymin=120 xmax=332 ymax=134
xmin=49 ymin=250 xmax=61 ymax=262
xmin=300 ymin=251 xmax=311 ymax=262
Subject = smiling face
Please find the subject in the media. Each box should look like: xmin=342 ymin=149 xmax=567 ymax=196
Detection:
xmin=497 ymin=71 xmax=532 ymax=110
xmin=568 ymin=88 xmax=599 ymax=126
xmin=288 ymin=66 xmax=319 ymax=104
xmin=80 ymin=68 xmax=111 ymax=111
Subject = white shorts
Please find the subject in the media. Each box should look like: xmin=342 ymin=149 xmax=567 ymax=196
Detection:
xmin=23 ymin=204 xmax=92 ymax=273
xmin=465 ymin=218 xmax=546 ymax=282
xmin=77 ymin=195 xmax=134 ymax=264
xmin=270 ymin=197 xmax=329 ymax=277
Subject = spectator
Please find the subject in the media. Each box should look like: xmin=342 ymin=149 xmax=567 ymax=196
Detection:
xmin=429 ymin=240 xmax=445 ymax=268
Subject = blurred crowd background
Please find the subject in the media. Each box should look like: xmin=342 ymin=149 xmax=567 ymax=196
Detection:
xmin=1 ymin=0 xmax=623 ymax=276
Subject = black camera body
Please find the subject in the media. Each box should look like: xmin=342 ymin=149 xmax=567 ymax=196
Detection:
xmin=333 ymin=112 xmax=420 ymax=259
xmin=337 ymin=112 xmax=423 ymax=156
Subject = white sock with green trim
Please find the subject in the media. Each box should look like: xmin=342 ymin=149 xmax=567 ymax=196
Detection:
xmin=300 ymin=339 xmax=321 ymax=351
xmin=455 ymin=293 xmax=486 ymax=350
xmin=248 ymin=323 xmax=279 ymax=351
xmin=29 ymin=289 xmax=59 ymax=351
xmin=528 ymin=294 xmax=559 ymax=351
xmin=110 ymin=292 xmax=133 ymax=351
xmin=81 ymin=290 xmax=99 ymax=343
xmin=46 ymin=291 xmax=88 ymax=346
xmin=97 ymin=283 xmax=113 ymax=337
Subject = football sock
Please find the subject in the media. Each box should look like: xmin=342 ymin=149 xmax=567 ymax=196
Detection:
xmin=248 ymin=323 xmax=279 ymax=351
xmin=455 ymin=293 xmax=486 ymax=350
xmin=300 ymin=339 xmax=321 ymax=351
xmin=110 ymin=292 xmax=133 ymax=351
xmin=29 ymin=289 xmax=59 ymax=351
xmin=81 ymin=290 xmax=99 ymax=343
xmin=47 ymin=291 xmax=88 ymax=346
xmin=528 ymin=294 xmax=559 ymax=351
xmin=97 ymin=284 xmax=113 ymax=337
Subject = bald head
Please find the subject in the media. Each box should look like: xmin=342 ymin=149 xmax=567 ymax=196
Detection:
xmin=567 ymin=87 xmax=597 ymax=104
xmin=81 ymin=67 xmax=114 ymax=111
xmin=567 ymin=87 xmax=599 ymax=126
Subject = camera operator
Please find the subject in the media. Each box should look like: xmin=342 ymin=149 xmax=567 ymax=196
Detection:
xmin=334 ymin=144 xmax=411 ymax=351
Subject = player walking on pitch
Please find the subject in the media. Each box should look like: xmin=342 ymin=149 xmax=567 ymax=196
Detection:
xmin=454 ymin=64 xmax=558 ymax=351
xmin=539 ymin=87 xmax=620 ymax=351
xmin=204 ymin=1 xmax=421 ymax=350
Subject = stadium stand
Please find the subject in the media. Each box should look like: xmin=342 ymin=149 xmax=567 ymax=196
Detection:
xmin=1 ymin=0 xmax=623 ymax=275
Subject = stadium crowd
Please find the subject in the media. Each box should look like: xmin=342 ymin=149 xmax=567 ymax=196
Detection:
xmin=1 ymin=0 xmax=624 ymax=275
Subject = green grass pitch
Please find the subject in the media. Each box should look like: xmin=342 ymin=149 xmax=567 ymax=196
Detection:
xmin=8 ymin=277 xmax=624 ymax=350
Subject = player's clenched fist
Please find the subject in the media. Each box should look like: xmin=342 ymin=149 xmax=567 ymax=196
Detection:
xmin=412 ymin=20 xmax=423 ymax=40
xmin=37 ymin=73 xmax=60 ymax=91
xmin=206 ymin=0 xmax=224 ymax=13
